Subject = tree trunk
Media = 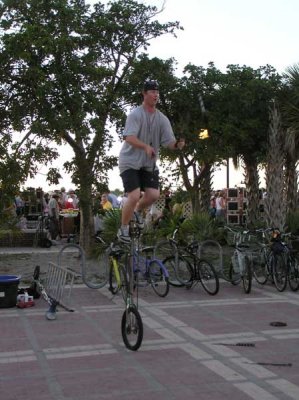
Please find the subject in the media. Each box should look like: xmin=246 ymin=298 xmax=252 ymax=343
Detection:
xmin=243 ymin=156 xmax=260 ymax=226
xmin=189 ymin=189 xmax=199 ymax=214
xmin=199 ymin=163 xmax=213 ymax=213
xmin=285 ymin=129 xmax=298 ymax=214
xmin=285 ymin=156 xmax=298 ymax=214
xmin=264 ymin=105 xmax=286 ymax=231
xmin=76 ymin=159 xmax=95 ymax=256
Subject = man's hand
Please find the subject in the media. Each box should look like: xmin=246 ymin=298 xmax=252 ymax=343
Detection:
xmin=145 ymin=144 xmax=156 ymax=159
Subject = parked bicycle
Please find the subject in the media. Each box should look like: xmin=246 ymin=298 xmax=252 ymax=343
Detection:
xmin=253 ymin=229 xmax=299 ymax=292
xmin=155 ymin=220 xmax=219 ymax=295
xmin=224 ymin=226 xmax=253 ymax=294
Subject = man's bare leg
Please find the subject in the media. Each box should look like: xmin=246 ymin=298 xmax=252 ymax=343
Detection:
xmin=121 ymin=188 xmax=141 ymax=225
xmin=136 ymin=187 xmax=160 ymax=213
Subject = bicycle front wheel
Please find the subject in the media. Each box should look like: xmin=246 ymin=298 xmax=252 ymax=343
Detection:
xmin=253 ymin=247 xmax=269 ymax=285
xmin=273 ymin=253 xmax=288 ymax=292
xmin=198 ymin=259 xmax=219 ymax=295
xmin=121 ymin=306 xmax=143 ymax=351
xmin=154 ymin=239 xmax=178 ymax=261
xmin=148 ymin=260 xmax=169 ymax=297
xmin=288 ymin=255 xmax=299 ymax=291
xmin=242 ymin=256 xmax=252 ymax=294
xmin=162 ymin=256 xmax=190 ymax=287
xmin=82 ymin=248 xmax=109 ymax=289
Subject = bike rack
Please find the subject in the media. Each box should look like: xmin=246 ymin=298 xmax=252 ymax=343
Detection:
xmin=42 ymin=244 xmax=84 ymax=320
xmin=198 ymin=240 xmax=224 ymax=277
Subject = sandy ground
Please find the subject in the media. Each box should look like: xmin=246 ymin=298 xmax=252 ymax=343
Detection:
xmin=0 ymin=244 xmax=87 ymax=284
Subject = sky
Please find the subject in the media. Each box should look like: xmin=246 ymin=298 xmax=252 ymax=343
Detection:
xmin=24 ymin=0 xmax=299 ymax=193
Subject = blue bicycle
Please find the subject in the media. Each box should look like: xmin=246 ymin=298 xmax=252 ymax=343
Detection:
xmin=132 ymin=245 xmax=170 ymax=297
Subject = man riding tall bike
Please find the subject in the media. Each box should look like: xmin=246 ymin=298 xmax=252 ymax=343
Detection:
xmin=118 ymin=79 xmax=185 ymax=243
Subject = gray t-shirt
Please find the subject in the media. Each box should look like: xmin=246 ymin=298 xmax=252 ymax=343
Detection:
xmin=119 ymin=105 xmax=175 ymax=174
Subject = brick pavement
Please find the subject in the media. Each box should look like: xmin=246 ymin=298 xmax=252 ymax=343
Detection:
xmin=1 ymin=276 xmax=299 ymax=400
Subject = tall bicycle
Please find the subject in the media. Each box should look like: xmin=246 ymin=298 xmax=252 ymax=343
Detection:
xmin=121 ymin=219 xmax=144 ymax=351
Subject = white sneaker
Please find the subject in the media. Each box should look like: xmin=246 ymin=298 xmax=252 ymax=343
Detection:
xmin=117 ymin=227 xmax=131 ymax=243
xmin=134 ymin=211 xmax=144 ymax=229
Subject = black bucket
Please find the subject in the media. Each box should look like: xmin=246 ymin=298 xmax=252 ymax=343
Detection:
xmin=0 ymin=275 xmax=20 ymax=308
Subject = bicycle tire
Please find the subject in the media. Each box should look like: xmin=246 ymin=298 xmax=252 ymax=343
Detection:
xmin=121 ymin=305 xmax=143 ymax=351
xmin=154 ymin=240 xmax=178 ymax=264
xmin=198 ymin=259 xmax=219 ymax=295
xmin=288 ymin=255 xmax=299 ymax=291
xmin=228 ymin=262 xmax=241 ymax=285
xmin=253 ymin=247 xmax=269 ymax=285
xmin=162 ymin=256 xmax=186 ymax=287
xmin=242 ymin=256 xmax=252 ymax=294
xmin=82 ymin=248 xmax=109 ymax=289
xmin=175 ymin=255 xmax=193 ymax=285
xmin=272 ymin=253 xmax=288 ymax=292
xmin=148 ymin=260 xmax=169 ymax=297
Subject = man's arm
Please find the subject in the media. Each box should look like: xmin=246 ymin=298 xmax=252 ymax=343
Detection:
xmin=167 ymin=138 xmax=185 ymax=151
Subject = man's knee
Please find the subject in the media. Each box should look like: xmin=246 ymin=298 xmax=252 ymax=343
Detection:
xmin=143 ymin=189 xmax=160 ymax=204
xmin=127 ymin=189 xmax=141 ymax=205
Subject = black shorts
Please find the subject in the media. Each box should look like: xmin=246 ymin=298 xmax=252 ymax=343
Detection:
xmin=120 ymin=168 xmax=159 ymax=193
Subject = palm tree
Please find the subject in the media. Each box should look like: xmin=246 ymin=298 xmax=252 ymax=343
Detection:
xmin=282 ymin=64 xmax=299 ymax=213
xmin=264 ymin=104 xmax=286 ymax=231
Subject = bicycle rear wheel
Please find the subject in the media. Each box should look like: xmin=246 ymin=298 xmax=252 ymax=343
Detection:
xmin=121 ymin=306 xmax=143 ymax=351
xmin=198 ymin=259 xmax=219 ymax=295
xmin=148 ymin=260 xmax=169 ymax=297
xmin=273 ymin=253 xmax=288 ymax=292
xmin=253 ymin=247 xmax=269 ymax=285
xmin=288 ymin=255 xmax=299 ymax=291
xmin=82 ymin=248 xmax=109 ymax=289
xmin=242 ymin=256 xmax=252 ymax=294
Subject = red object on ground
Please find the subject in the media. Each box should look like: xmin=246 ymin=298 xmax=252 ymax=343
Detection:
xmin=17 ymin=300 xmax=35 ymax=308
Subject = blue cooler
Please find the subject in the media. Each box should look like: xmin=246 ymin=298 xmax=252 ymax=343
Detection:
xmin=0 ymin=275 xmax=20 ymax=308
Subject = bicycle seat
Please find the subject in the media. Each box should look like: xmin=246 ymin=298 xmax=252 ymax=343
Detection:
xmin=109 ymin=245 xmax=125 ymax=258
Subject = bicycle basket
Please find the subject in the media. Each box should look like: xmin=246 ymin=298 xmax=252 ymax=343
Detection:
xmin=271 ymin=240 xmax=285 ymax=254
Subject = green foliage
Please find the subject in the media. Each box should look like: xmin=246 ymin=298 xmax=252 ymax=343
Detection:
xmin=101 ymin=208 xmax=122 ymax=243
xmin=0 ymin=0 xmax=181 ymax=250
xmin=180 ymin=212 xmax=218 ymax=242
xmin=154 ymin=210 xmax=218 ymax=244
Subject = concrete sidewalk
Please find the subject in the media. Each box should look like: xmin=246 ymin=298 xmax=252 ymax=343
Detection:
xmin=1 ymin=279 xmax=299 ymax=400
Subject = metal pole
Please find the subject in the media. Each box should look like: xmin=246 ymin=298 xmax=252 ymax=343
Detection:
xmin=226 ymin=158 xmax=230 ymax=189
